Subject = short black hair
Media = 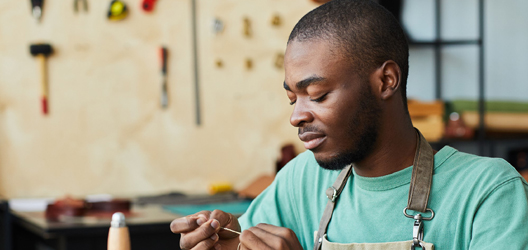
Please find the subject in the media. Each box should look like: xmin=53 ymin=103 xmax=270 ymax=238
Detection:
xmin=288 ymin=0 xmax=409 ymax=109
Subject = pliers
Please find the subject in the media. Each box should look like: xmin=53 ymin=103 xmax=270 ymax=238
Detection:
xmin=74 ymin=0 xmax=88 ymax=12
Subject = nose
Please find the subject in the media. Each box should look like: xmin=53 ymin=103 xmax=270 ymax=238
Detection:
xmin=290 ymin=101 xmax=314 ymax=127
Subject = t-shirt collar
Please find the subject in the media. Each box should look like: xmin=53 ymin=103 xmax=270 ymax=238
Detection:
xmin=352 ymin=146 xmax=457 ymax=191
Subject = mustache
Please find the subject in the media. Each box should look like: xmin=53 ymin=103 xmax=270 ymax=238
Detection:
xmin=298 ymin=126 xmax=323 ymax=135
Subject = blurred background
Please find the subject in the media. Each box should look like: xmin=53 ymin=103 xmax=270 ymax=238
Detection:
xmin=0 ymin=0 xmax=527 ymax=249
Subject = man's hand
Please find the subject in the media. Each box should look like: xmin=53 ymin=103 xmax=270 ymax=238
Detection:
xmin=170 ymin=210 xmax=241 ymax=250
xmin=239 ymin=223 xmax=303 ymax=250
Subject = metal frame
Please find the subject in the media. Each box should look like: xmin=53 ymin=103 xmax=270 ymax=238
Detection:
xmin=412 ymin=0 xmax=486 ymax=155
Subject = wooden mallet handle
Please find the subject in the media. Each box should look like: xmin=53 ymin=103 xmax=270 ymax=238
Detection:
xmin=38 ymin=55 xmax=48 ymax=114
xmin=30 ymin=44 xmax=53 ymax=115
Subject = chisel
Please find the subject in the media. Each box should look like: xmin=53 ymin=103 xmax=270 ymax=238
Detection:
xmin=160 ymin=47 xmax=168 ymax=108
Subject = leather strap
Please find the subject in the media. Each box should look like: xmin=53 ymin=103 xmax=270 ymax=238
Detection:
xmin=313 ymin=164 xmax=353 ymax=250
xmin=407 ymin=129 xmax=434 ymax=212
xmin=313 ymin=128 xmax=434 ymax=250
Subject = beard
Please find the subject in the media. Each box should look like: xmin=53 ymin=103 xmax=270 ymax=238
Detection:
xmin=316 ymin=84 xmax=382 ymax=171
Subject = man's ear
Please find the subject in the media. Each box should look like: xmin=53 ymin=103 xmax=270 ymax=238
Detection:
xmin=375 ymin=60 xmax=402 ymax=100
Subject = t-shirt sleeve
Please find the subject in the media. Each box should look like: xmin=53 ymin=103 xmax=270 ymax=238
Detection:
xmin=238 ymin=158 xmax=301 ymax=232
xmin=468 ymin=176 xmax=528 ymax=250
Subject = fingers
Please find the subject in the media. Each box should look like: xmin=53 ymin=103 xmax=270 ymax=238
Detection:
xmin=179 ymin=219 xmax=221 ymax=250
xmin=188 ymin=232 xmax=220 ymax=250
xmin=210 ymin=210 xmax=239 ymax=229
xmin=240 ymin=224 xmax=302 ymax=250
xmin=239 ymin=228 xmax=273 ymax=250
xmin=170 ymin=212 xmax=209 ymax=234
xmin=254 ymin=223 xmax=298 ymax=241
xmin=170 ymin=210 xmax=241 ymax=250
xmin=210 ymin=210 xmax=241 ymax=238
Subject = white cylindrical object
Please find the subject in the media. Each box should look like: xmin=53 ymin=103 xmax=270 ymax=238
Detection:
xmin=108 ymin=212 xmax=131 ymax=250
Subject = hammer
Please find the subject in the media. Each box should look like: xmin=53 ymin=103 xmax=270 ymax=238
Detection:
xmin=30 ymin=44 xmax=53 ymax=115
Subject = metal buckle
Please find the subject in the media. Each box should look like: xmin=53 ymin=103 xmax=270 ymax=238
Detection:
xmin=405 ymin=207 xmax=432 ymax=250
xmin=328 ymin=187 xmax=338 ymax=202
xmin=411 ymin=241 xmax=426 ymax=250
xmin=412 ymin=215 xmax=424 ymax=241
xmin=410 ymin=215 xmax=426 ymax=250
xmin=403 ymin=207 xmax=435 ymax=220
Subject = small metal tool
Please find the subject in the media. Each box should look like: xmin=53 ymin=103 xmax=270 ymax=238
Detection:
xmin=243 ymin=17 xmax=252 ymax=38
xmin=212 ymin=18 xmax=224 ymax=34
xmin=274 ymin=53 xmax=284 ymax=69
xmin=74 ymin=0 xmax=88 ymax=13
xmin=271 ymin=14 xmax=282 ymax=27
xmin=30 ymin=0 xmax=44 ymax=22
xmin=160 ymin=46 xmax=168 ymax=108
xmin=245 ymin=58 xmax=253 ymax=70
xmin=220 ymin=227 xmax=241 ymax=235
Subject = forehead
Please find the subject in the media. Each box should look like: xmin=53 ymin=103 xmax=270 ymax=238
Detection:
xmin=284 ymin=40 xmax=354 ymax=87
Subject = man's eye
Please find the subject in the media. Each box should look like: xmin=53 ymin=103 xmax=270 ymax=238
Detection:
xmin=310 ymin=93 xmax=328 ymax=103
xmin=289 ymin=100 xmax=296 ymax=105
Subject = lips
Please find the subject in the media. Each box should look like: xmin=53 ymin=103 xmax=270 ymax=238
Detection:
xmin=298 ymin=132 xmax=326 ymax=150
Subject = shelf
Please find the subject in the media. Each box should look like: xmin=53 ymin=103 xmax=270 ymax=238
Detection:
xmin=430 ymin=132 xmax=528 ymax=148
xmin=409 ymin=39 xmax=482 ymax=46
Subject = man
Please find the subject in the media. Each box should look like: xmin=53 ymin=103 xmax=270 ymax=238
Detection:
xmin=171 ymin=0 xmax=528 ymax=249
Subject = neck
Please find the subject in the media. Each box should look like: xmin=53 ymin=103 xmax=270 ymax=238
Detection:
xmin=353 ymin=115 xmax=417 ymax=177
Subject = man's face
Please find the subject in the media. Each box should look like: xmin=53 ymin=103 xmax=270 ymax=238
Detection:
xmin=283 ymin=39 xmax=381 ymax=170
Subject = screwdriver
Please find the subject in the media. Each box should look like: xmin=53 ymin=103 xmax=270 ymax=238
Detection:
xmin=160 ymin=47 xmax=168 ymax=108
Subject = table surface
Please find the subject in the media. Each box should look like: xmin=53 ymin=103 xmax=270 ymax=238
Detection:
xmin=11 ymin=205 xmax=180 ymax=238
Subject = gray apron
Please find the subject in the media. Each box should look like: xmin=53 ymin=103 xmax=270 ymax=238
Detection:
xmin=313 ymin=129 xmax=435 ymax=250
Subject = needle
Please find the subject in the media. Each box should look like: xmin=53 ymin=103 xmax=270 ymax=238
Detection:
xmin=220 ymin=227 xmax=241 ymax=235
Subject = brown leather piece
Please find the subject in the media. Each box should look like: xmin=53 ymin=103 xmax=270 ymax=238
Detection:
xmin=407 ymin=130 xmax=434 ymax=213
xmin=314 ymin=165 xmax=353 ymax=250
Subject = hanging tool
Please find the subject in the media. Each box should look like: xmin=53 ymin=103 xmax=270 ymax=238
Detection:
xmin=212 ymin=18 xmax=224 ymax=35
xmin=74 ymin=0 xmax=88 ymax=13
xmin=107 ymin=0 xmax=128 ymax=21
xmin=160 ymin=46 xmax=168 ymax=108
xmin=30 ymin=43 xmax=54 ymax=115
xmin=30 ymin=0 xmax=44 ymax=22
xmin=141 ymin=0 xmax=157 ymax=12
xmin=274 ymin=53 xmax=284 ymax=69
xmin=243 ymin=17 xmax=252 ymax=38
xmin=191 ymin=0 xmax=201 ymax=125
xmin=270 ymin=14 xmax=282 ymax=27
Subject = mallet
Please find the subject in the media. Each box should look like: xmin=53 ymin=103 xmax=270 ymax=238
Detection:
xmin=30 ymin=43 xmax=53 ymax=115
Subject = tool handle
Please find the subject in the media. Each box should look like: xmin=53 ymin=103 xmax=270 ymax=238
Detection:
xmin=38 ymin=55 xmax=48 ymax=115
xmin=160 ymin=47 xmax=167 ymax=75
xmin=160 ymin=47 xmax=168 ymax=108
xmin=41 ymin=97 xmax=48 ymax=114
xmin=142 ymin=0 xmax=157 ymax=12
xmin=107 ymin=227 xmax=131 ymax=250
xmin=31 ymin=0 xmax=43 ymax=8
xmin=161 ymin=80 xmax=168 ymax=108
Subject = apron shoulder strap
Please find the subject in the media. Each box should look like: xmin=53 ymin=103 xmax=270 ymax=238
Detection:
xmin=313 ymin=165 xmax=352 ymax=250
xmin=407 ymin=129 xmax=434 ymax=213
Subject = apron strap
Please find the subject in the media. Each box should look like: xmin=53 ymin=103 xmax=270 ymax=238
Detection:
xmin=313 ymin=164 xmax=353 ymax=250
xmin=313 ymin=128 xmax=434 ymax=250
xmin=407 ymin=129 xmax=434 ymax=213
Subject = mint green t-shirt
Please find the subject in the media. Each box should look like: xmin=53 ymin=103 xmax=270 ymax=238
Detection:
xmin=239 ymin=146 xmax=528 ymax=250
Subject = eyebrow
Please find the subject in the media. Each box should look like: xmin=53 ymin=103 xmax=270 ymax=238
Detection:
xmin=283 ymin=76 xmax=326 ymax=91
